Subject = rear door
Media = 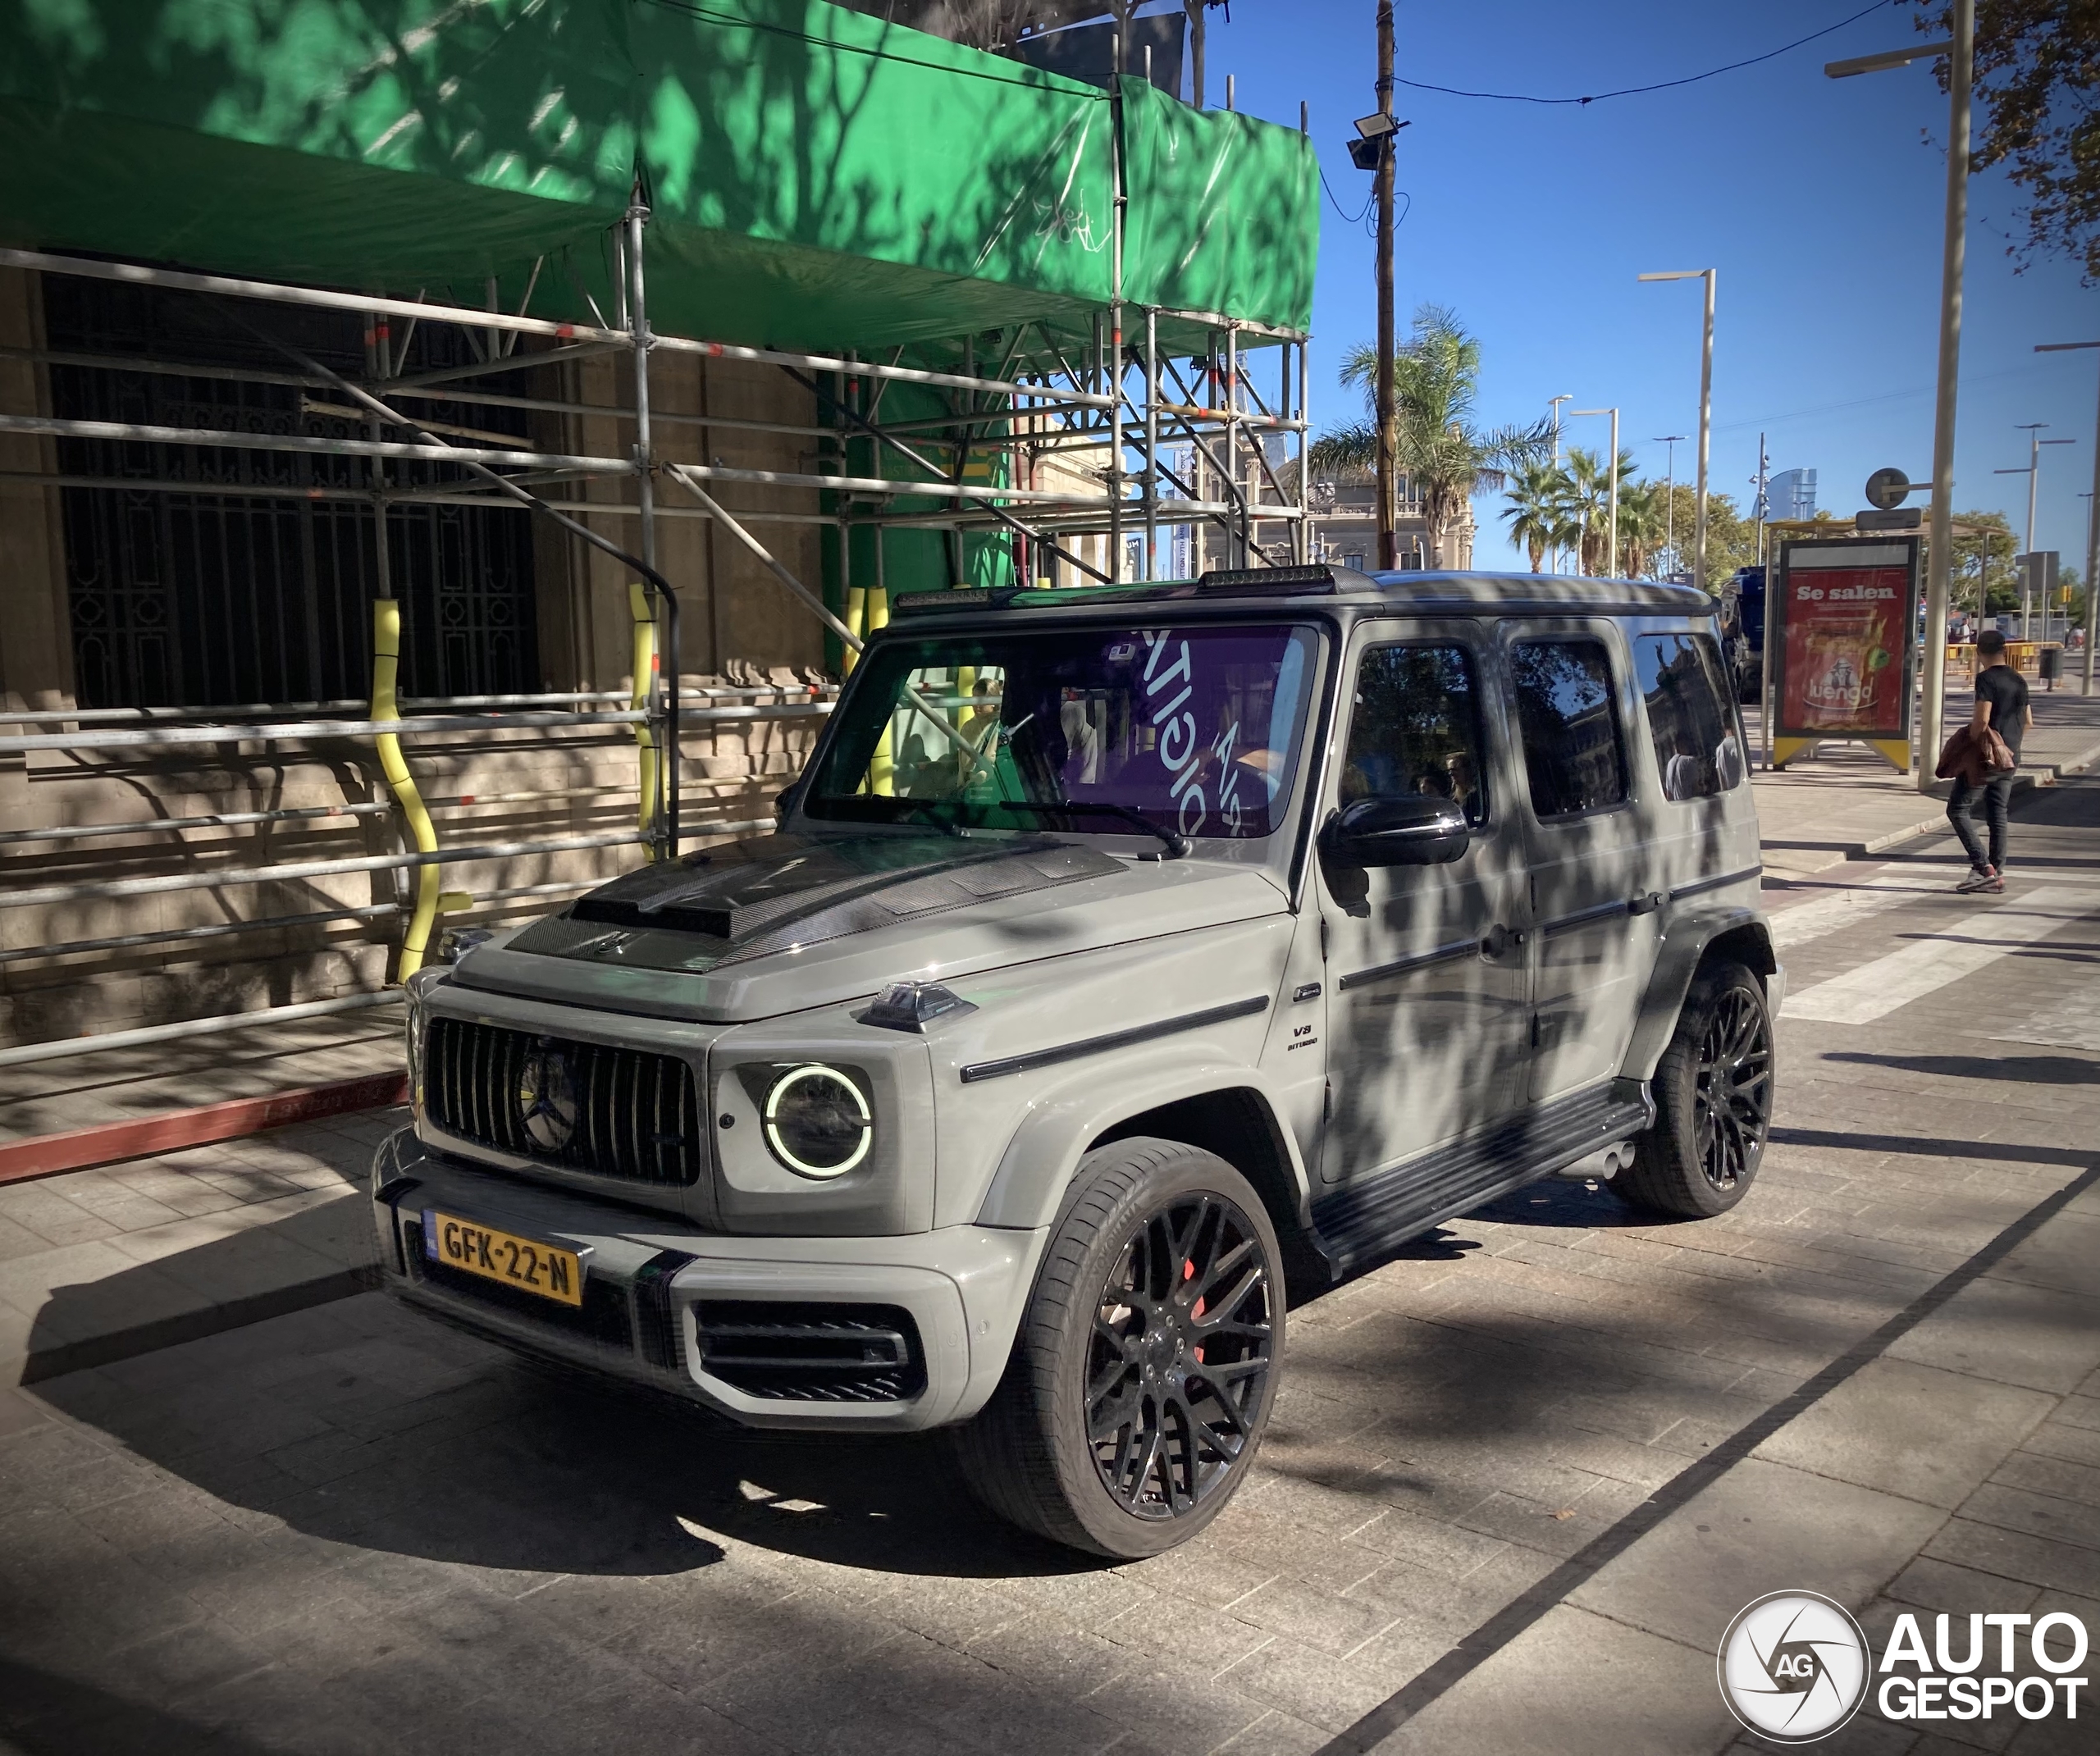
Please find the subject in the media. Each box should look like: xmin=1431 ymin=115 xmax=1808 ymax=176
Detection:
xmin=1499 ymin=621 xmax=1665 ymax=1104
xmin=1317 ymin=620 xmax=1532 ymax=1184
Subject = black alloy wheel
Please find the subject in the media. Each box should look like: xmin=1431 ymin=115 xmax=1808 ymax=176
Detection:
xmin=1620 ymin=960 xmax=1774 ymax=1219
xmin=1692 ymin=980 xmax=1774 ymax=1193
xmin=1086 ymin=1193 xmax=1274 ymax=1520
xmin=952 ymin=1138 xmax=1285 ymax=1558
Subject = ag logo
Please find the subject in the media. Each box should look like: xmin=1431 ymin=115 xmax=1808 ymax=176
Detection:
xmin=517 ymin=1042 xmax=578 ymax=1153
xmin=1718 ymin=1591 xmax=1869 ymax=1743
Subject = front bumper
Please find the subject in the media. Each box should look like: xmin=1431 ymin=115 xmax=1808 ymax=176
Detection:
xmin=370 ymin=1129 xmax=1043 ymax=1432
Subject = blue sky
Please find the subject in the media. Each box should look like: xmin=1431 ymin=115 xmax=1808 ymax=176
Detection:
xmin=1200 ymin=0 xmax=2096 ymax=572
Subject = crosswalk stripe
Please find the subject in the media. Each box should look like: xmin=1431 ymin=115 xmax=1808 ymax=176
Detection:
xmin=1780 ymin=887 xmax=2100 ymax=1025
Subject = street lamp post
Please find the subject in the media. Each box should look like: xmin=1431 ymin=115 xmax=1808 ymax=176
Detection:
xmin=1993 ymin=424 xmax=2076 ymax=637
xmin=1547 ymin=395 xmax=1573 ymax=572
xmin=1827 ymin=7 xmax=1967 ymax=790
xmin=1655 ymin=435 xmax=1687 ymax=577
xmin=1638 ymin=270 xmax=1716 ymax=595
xmin=1570 ymin=407 xmax=1620 ymax=575
xmin=2046 ymin=342 xmax=2100 ymax=691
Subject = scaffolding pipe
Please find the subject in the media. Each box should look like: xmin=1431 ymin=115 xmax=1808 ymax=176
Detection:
xmin=0 ymin=247 xmax=1116 ymax=407
xmin=0 ymin=992 xmax=404 ymax=1071
xmin=665 ymin=464 xmax=863 ymax=653
xmin=0 ymin=686 xmax=829 ymax=725
xmin=1144 ymin=308 xmax=1159 ymax=580
xmin=623 ymin=189 xmax=675 ymax=860
xmin=0 ymin=832 xmax=646 ymax=910
xmin=0 ymin=802 xmax=390 ymax=846
xmin=0 ymin=905 xmax=403 ymax=968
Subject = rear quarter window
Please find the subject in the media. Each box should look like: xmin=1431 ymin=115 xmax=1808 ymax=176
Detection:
xmin=1633 ymin=633 xmax=1744 ymax=801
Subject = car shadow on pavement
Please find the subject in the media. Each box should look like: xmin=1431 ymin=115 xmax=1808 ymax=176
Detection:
xmin=22 ymin=1207 xmax=1098 ymax=1585
xmin=1823 ymin=1051 xmax=2100 ymax=1087
xmin=0 ymin=1654 xmax=285 ymax=1756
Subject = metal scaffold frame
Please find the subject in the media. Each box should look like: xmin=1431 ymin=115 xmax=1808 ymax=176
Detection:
xmin=0 ymin=185 xmax=1308 ymax=1065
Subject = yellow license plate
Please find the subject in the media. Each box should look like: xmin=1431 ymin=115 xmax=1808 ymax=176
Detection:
xmin=426 ymin=1212 xmax=583 ymax=1307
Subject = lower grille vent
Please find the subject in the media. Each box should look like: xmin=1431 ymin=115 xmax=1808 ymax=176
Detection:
xmin=694 ymin=1302 xmax=924 ymax=1403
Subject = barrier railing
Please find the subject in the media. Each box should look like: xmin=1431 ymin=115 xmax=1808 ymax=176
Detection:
xmin=1 ymin=647 xmax=833 ymax=1062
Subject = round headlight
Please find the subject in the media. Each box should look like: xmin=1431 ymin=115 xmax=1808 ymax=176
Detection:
xmin=763 ymin=1065 xmax=872 ymax=1179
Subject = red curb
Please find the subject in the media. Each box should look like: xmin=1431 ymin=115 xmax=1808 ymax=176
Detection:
xmin=0 ymin=1070 xmax=409 ymax=1187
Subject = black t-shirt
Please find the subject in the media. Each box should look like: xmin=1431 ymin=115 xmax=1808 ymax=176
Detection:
xmin=1975 ymin=664 xmax=2029 ymax=757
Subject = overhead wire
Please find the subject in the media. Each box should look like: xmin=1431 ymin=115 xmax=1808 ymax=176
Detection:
xmin=1395 ymin=0 xmax=1901 ymax=107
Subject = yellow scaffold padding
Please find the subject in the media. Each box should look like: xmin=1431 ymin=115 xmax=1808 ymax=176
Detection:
xmin=371 ymin=597 xmax=444 ymax=981
xmin=630 ymin=582 xmax=663 ymax=858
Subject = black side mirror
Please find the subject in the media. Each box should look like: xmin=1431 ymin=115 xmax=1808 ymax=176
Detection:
xmin=1318 ymin=794 xmax=1471 ymax=868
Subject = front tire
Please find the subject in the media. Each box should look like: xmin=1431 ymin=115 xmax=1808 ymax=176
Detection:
xmin=1620 ymin=960 xmax=1774 ymax=1218
xmin=953 ymin=1138 xmax=1282 ymax=1558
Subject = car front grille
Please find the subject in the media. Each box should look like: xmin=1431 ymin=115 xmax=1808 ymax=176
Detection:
xmin=694 ymin=1302 xmax=925 ymax=1403
xmin=424 ymin=1017 xmax=704 ymax=1187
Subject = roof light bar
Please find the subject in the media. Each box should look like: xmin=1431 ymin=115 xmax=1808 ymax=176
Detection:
xmin=890 ymin=587 xmax=1018 ymax=617
xmin=1195 ymin=565 xmax=1337 ymax=595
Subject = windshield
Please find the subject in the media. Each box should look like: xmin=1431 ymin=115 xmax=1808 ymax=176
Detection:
xmin=806 ymin=623 xmax=1319 ymax=841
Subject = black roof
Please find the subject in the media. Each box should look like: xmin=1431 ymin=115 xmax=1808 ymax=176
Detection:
xmin=884 ymin=568 xmax=1716 ymax=626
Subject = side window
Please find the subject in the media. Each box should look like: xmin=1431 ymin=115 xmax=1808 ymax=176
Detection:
xmin=1509 ymin=638 xmax=1628 ymax=819
xmin=1339 ymin=644 xmax=1488 ymax=827
xmin=1634 ymin=633 xmax=1745 ymax=802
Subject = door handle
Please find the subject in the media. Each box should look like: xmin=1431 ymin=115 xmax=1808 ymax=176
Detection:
xmin=1481 ymin=924 xmax=1527 ymax=959
xmin=1627 ymin=892 xmax=1664 ymax=917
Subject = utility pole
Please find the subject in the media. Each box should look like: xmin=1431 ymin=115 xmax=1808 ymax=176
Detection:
xmin=1571 ymin=408 xmax=1618 ymax=575
xmin=1374 ymin=1 xmax=1398 ymax=571
xmin=1655 ymin=435 xmax=1686 ymax=576
xmin=1548 ymin=395 xmax=1572 ymax=572
xmin=1996 ymin=424 xmax=2075 ymax=637
xmin=1638 ymin=269 xmax=1718 ymax=595
xmin=2037 ymin=342 xmax=2100 ymax=692
xmin=1752 ymin=433 xmax=1770 ymax=566
xmin=1185 ymin=0 xmax=1208 ymax=109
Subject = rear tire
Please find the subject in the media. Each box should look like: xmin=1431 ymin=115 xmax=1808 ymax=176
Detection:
xmin=952 ymin=1138 xmax=1282 ymax=1558
xmin=1620 ymin=960 xmax=1774 ymax=1219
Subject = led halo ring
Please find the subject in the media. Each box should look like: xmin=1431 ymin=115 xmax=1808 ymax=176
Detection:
xmin=762 ymin=1064 xmax=873 ymax=1179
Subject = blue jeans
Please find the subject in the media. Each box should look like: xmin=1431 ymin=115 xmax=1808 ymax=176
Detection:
xmin=1947 ymin=770 xmax=2015 ymax=872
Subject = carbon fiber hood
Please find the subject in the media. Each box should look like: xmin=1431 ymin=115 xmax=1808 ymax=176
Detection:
xmin=504 ymin=832 xmax=1126 ymax=973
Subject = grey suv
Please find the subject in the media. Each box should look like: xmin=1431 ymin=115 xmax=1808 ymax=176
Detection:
xmin=372 ymin=566 xmax=1780 ymax=1558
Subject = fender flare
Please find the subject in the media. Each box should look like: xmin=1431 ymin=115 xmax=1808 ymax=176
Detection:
xmin=974 ymin=1047 xmax=1314 ymax=1234
xmin=1619 ymin=905 xmax=1775 ymax=1083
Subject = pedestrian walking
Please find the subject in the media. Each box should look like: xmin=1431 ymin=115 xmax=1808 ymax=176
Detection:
xmin=1946 ymin=629 xmax=2031 ymax=893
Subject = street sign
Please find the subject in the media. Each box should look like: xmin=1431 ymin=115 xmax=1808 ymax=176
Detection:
xmin=2016 ymin=551 xmax=2060 ymax=598
xmin=1856 ymin=508 xmax=1922 ymax=531
xmin=1864 ymin=468 xmax=1914 ymax=511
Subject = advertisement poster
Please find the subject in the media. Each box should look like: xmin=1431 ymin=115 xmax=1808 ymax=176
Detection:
xmin=1773 ymin=538 xmax=1920 ymax=741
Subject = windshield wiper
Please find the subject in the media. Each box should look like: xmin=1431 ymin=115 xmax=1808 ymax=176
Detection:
xmin=969 ymin=799 xmax=1189 ymax=861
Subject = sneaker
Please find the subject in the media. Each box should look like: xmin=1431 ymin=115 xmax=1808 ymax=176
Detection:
xmin=1975 ymin=874 xmax=2006 ymax=894
xmin=1955 ymin=865 xmax=1997 ymax=893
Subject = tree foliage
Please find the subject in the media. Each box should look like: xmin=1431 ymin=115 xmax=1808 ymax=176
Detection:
xmin=1915 ymin=0 xmax=2100 ymax=283
xmin=1312 ymin=305 xmax=1554 ymax=566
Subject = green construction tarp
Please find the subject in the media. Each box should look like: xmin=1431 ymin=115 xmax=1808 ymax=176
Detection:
xmin=0 ymin=0 xmax=1314 ymax=353
xmin=1117 ymin=76 xmax=1316 ymax=337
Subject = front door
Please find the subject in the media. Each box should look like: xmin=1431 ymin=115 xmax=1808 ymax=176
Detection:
xmin=1500 ymin=622 xmax=1664 ymax=1103
xmin=1317 ymin=623 xmax=1532 ymax=1185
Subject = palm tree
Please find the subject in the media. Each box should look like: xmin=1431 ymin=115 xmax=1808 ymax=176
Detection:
xmin=1501 ymin=459 xmax=1574 ymax=572
xmin=1311 ymin=306 xmax=1553 ymax=568
xmin=1616 ymin=479 xmax=1667 ymax=580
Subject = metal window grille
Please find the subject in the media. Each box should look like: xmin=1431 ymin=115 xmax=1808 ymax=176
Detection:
xmin=44 ymin=276 xmax=539 ymax=707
